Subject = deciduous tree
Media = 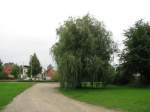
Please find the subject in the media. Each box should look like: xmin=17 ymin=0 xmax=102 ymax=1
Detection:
xmin=120 ymin=20 xmax=150 ymax=84
xmin=52 ymin=15 xmax=116 ymax=88
xmin=11 ymin=64 xmax=20 ymax=78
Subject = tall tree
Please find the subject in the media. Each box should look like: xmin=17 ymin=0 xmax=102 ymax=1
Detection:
xmin=0 ymin=60 xmax=4 ymax=78
xmin=28 ymin=53 xmax=42 ymax=77
xmin=0 ymin=60 xmax=3 ymax=72
xmin=52 ymin=14 xmax=116 ymax=88
xmin=120 ymin=20 xmax=150 ymax=84
xmin=11 ymin=64 xmax=20 ymax=78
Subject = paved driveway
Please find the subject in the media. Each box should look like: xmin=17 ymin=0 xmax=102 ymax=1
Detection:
xmin=3 ymin=83 xmax=119 ymax=112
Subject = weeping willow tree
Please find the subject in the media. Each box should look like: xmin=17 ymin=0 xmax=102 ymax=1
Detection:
xmin=52 ymin=15 xmax=116 ymax=88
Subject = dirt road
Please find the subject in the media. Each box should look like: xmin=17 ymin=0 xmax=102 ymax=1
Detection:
xmin=3 ymin=83 xmax=119 ymax=112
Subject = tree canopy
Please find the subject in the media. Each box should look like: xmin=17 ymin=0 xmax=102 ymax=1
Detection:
xmin=11 ymin=64 xmax=20 ymax=78
xmin=0 ymin=60 xmax=3 ymax=78
xmin=120 ymin=20 xmax=150 ymax=84
xmin=28 ymin=53 xmax=42 ymax=77
xmin=0 ymin=60 xmax=2 ymax=72
xmin=52 ymin=15 xmax=116 ymax=88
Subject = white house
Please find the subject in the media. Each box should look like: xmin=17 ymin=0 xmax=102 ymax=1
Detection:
xmin=20 ymin=65 xmax=29 ymax=80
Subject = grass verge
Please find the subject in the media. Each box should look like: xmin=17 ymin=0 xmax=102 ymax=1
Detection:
xmin=60 ymin=86 xmax=150 ymax=112
xmin=0 ymin=82 xmax=34 ymax=111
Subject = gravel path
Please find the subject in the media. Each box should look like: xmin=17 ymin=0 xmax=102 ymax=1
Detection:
xmin=3 ymin=83 xmax=119 ymax=112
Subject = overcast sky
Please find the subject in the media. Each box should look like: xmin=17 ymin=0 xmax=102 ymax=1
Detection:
xmin=0 ymin=0 xmax=150 ymax=68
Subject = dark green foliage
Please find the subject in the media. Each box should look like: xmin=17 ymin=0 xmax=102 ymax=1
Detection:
xmin=11 ymin=64 xmax=20 ymax=78
xmin=0 ymin=60 xmax=2 ymax=71
xmin=28 ymin=53 xmax=42 ymax=76
xmin=0 ymin=60 xmax=4 ymax=79
xmin=120 ymin=20 xmax=150 ymax=85
xmin=52 ymin=15 xmax=116 ymax=88
xmin=113 ymin=65 xmax=132 ymax=85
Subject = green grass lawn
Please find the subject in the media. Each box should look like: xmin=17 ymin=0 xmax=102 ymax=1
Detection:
xmin=0 ymin=82 xmax=33 ymax=111
xmin=60 ymin=86 xmax=150 ymax=112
